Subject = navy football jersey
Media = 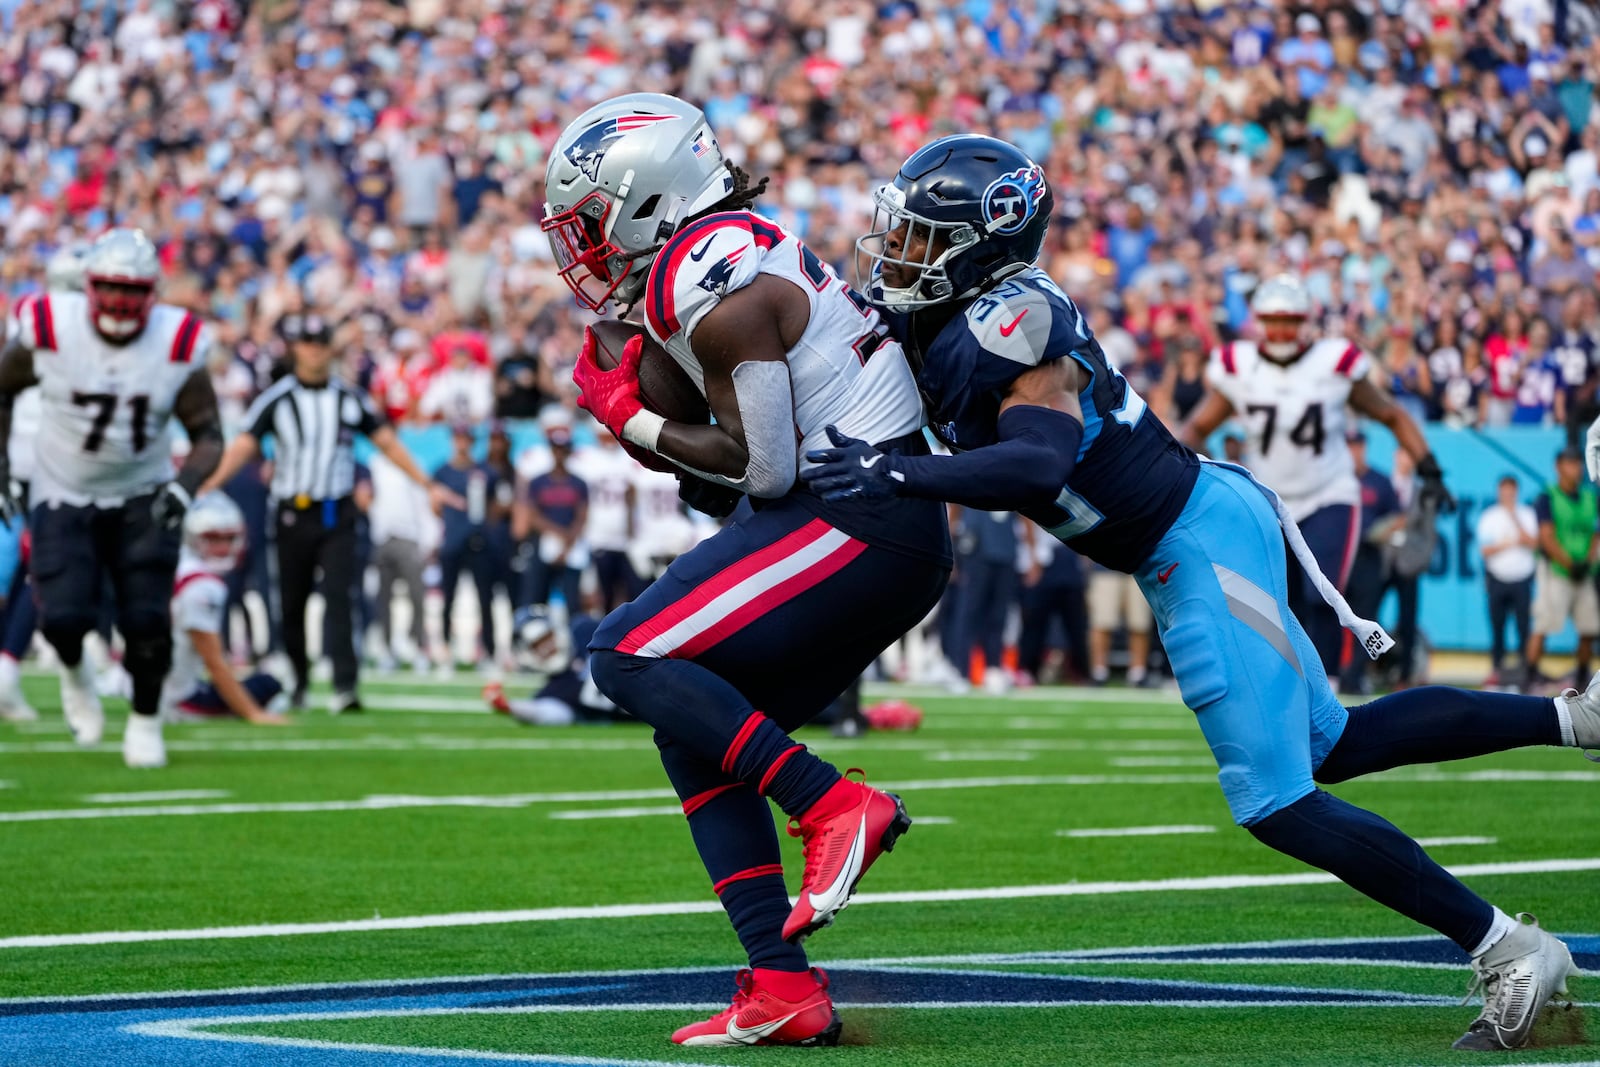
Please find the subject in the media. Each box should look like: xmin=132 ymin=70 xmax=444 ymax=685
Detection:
xmin=893 ymin=268 xmax=1199 ymax=573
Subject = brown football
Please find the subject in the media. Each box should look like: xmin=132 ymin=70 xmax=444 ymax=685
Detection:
xmin=588 ymin=319 xmax=711 ymax=426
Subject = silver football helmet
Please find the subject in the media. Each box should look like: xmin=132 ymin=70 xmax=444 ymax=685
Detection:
xmin=1250 ymin=273 xmax=1313 ymax=362
xmin=84 ymin=227 xmax=161 ymax=341
xmin=543 ymin=92 xmax=733 ymax=311
xmin=46 ymin=242 xmax=90 ymax=292
xmin=182 ymin=492 xmax=247 ymax=575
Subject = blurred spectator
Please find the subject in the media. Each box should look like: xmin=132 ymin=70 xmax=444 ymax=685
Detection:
xmin=1522 ymin=447 xmax=1599 ymax=693
xmin=368 ymin=451 xmax=435 ymax=673
xmin=433 ymin=426 xmax=508 ymax=670
xmin=1338 ymin=430 xmax=1403 ymax=696
xmin=514 ymin=425 xmax=588 ymax=616
xmin=1476 ymin=474 xmax=1539 ymax=688
xmin=1016 ymin=525 xmax=1088 ymax=687
xmin=949 ymin=507 xmax=1017 ymax=694
xmin=1087 ymin=563 xmax=1153 ymax=688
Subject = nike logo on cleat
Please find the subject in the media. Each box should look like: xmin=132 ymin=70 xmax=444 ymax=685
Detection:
xmin=998 ymin=309 xmax=1029 ymax=337
xmin=1157 ymin=562 xmax=1179 ymax=584
xmin=808 ymin=813 xmax=868 ymax=915
xmin=689 ymin=236 xmax=717 ymax=262
xmin=727 ymin=1010 xmax=801 ymax=1043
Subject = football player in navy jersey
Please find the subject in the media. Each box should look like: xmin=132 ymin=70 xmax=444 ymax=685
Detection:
xmin=805 ymin=134 xmax=1597 ymax=1052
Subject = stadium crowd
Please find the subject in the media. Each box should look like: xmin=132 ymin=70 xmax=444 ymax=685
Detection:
xmin=2 ymin=0 xmax=1599 ymax=676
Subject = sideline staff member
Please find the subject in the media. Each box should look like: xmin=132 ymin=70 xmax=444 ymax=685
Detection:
xmin=204 ymin=313 xmax=441 ymax=712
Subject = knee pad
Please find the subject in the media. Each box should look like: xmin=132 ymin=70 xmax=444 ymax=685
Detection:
xmin=122 ymin=629 xmax=173 ymax=680
xmin=39 ymin=610 xmax=95 ymax=646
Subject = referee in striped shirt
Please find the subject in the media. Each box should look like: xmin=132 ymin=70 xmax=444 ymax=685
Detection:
xmin=204 ymin=313 xmax=440 ymax=712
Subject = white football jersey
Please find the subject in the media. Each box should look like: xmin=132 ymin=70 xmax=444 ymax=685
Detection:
xmin=571 ymin=443 xmax=636 ymax=552
xmin=630 ymin=464 xmax=694 ymax=559
xmin=1206 ymin=337 xmax=1369 ymax=521
xmin=4 ymin=308 xmax=47 ymax=485
xmin=641 ymin=210 xmax=923 ymax=470
xmin=159 ymin=555 xmax=227 ymax=715
xmin=12 ymin=292 xmax=209 ymax=507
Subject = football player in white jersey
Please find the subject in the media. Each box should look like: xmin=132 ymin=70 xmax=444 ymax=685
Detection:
xmin=548 ymin=92 xmax=952 ymax=1046
xmin=1181 ymin=274 xmax=1449 ymax=678
xmin=0 ymin=245 xmax=86 ymax=723
xmin=0 ymin=228 xmax=224 ymax=768
xmin=161 ymin=493 xmax=286 ymax=725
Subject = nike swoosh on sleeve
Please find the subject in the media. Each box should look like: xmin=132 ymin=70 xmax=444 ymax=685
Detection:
xmin=999 ymin=309 xmax=1029 ymax=337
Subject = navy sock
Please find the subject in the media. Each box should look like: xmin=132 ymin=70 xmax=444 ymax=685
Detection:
xmin=1248 ymin=789 xmax=1492 ymax=952
xmin=718 ymin=873 xmax=808 ymax=972
xmin=1317 ymin=686 xmax=1560 ymax=784
xmin=724 ymin=713 xmax=839 ymax=817
xmin=664 ymin=754 xmax=807 ymax=974
xmin=591 ymin=650 xmax=838 ymax=810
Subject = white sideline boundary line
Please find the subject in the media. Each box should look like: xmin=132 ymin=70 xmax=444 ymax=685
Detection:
xmin=6 ymin=857 xmax=1598 ymax=950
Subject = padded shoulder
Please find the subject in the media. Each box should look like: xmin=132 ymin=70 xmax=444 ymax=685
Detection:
xmin=643 ymin=212 xmax=783 ymax=345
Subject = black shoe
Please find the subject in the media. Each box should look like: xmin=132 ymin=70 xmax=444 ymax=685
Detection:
xmin=289 ymin=687 xmax=308 ymax=711
xmin=329 ymin=690 xmax=363 ymax=715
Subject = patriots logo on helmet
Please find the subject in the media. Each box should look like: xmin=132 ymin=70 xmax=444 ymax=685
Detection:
xmin=563 ymin=113 xmax=677 ymax=182
xmin=981 ymin=166 xmax=1046 ymax=236
xmin=695 ymin=247 xmax=745 ymax=294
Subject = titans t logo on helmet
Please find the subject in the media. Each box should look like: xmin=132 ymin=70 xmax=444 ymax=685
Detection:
xmin=563 ymin=113 xmax=677 ymax=182
xmin=982 ymin=166 xmax=1046 ymax=236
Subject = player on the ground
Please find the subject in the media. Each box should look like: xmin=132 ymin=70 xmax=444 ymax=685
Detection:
xmin=805 ymin=134 xmax=1591 ymax=1052
xmin=545 ymin=92 xmax=951 ymax=1046
xmin=1178 ymin=274 xmax=1445 ymax=678
xmin=483 ymin=609 xmax=623 ymax=725
xmin=0 ymin=227 xmax=225 ymax=768
xmin=161 ymin=493 xmax=286 ymax=724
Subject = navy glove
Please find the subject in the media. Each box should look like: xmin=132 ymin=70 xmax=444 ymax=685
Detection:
xmin=801 ymin=425 xmax=907 ymax=502
xmin=1415 ymin=453 xmax=1455 ymax=514
xmin=150 ymin=483 xmax=192 ymax=531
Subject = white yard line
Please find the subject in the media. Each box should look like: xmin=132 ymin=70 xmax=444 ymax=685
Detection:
xmin=0 ymin=775 xmax=1223 ymax=824
xmin=1057 ymin=825 xmax=1218 ymax=838
xmin=6 ymin=856 xmax=1597 ymax=950
xmin=547 ymin=806 xmax=682 ymax=821
xmin=923 ymin=750 xmax=1037 ymax=762
xmin=1107 ymin=756 xmax=1219 ymax=767
xmin=1414 ymin=835 xmax=1498 ymax=847
xmin=82 ymin=789 xmax=233 ymax=803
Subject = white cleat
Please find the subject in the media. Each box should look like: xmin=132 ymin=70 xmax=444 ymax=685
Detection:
xmin=1454 ymin=914 xmax=1580 ymax=1050
xmin=122 ymin=713 xmax=167 ymax=769
xmin=0 ymin=653 xmax=37 ymax=723
xmin=59 ymin=661 xmax=104 ymax=745
xmin=1556 ymin=670 xmax=1600 ymax=761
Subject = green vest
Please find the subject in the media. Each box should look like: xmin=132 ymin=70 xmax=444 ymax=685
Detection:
xmin=1545 ymin=483 xmax=1598 ymax=578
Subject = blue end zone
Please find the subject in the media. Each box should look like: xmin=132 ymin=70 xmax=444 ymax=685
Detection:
xmin=1 ymin=940 xmax=1592 ymax=1066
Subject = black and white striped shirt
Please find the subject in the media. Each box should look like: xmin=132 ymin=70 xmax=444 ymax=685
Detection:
xmin=241 ymin=375 xmax=384 ymax=502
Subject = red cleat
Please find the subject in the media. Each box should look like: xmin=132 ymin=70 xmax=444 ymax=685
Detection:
xmin=782 ymin=770 xmax=911 ymax=944
xmin=482 ymin=682 xmax=510 ymax=714
xmin=671 ymin=967 xmax=841 ymax=1046
xmin=864 ymin=699 xmax=923 ymax=731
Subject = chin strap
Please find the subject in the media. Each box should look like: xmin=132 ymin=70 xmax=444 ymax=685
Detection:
xmin=1209 ymin=459 xmax=1394 ymax=660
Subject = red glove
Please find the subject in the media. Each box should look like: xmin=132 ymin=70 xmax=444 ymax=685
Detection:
xmin=572 ymin=327 xmax=645 ymax=440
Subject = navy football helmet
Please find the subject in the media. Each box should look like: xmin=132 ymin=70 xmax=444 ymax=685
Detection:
xmin=857 ymin=135 xmax=1053 ymax=310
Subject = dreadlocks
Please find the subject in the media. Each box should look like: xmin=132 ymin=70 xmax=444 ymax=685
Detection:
xmin=681 ymin=161 xmax=771 ymax=229
xmin=614 ymin=162 xmax=771 ymax=316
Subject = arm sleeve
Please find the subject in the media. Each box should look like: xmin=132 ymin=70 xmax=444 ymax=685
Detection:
xmin=358 ymin=391 xmax=386 ymax=436
xmin=891 ymin=405 xmax=1082 ymax=510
